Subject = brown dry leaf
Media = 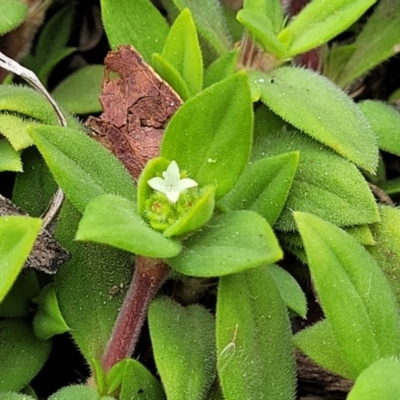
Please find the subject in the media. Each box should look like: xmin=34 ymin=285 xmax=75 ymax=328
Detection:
xmin=86 ymin=45 xmax=182 ymax=180
xmin=0 ymin=194 xmax=70 ymax=274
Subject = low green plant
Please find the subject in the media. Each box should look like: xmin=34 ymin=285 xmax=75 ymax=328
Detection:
xmin=1 ymin=0 xmax=400 ymax=399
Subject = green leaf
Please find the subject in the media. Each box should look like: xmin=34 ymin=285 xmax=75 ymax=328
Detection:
xmin=33 ymin=284 xmax=70 ymax=340
xmin=336 ymin=0 xmax=400 ymax=88
xmin=347 ymin=358 xmax=400 ymax=400
xmin=368 ymin=206 xmax=400 ymax=306
xmin=167 ymin=210 xmax=282 ymax=277
xmin=294 ymin=319 xmax=356 ymax=379
xmin=0 ymin=113 xmax=34 ymax=150
xmin=55 ymin=199 xmax=133 ymax=363
xmin=219 ymin=151 xmax=299 ymax=226
xmin=161 ymin=72 xmax=253 ymax=199
xmin=162 ymin=8 xmax=203 ymax=97
xmin=100 ymin=0 xmax=169 ymax=63
xmin=52 ymin=65 xmax=104 ymax=114
xmin=237 ymin=10 xmax=288 ymax=58
xmin=0 ymin=139 xmax=22 ymax=172
xmin=172 ymin=0 xmax=232 ymax=55
xmin=0 ymin=216 xmax=41 ymax=303
xmin=359 ymin=100 xmax=400 ymax=156
xmin=252 ymin=130 xmax=379 ymax=231
xmin=152 ymin=53 xmax=191 ymax=100
xmin=217 ymin=265 xmax=296 ymax=400
xmin=0 ymin=393 xmax=36 ymax=400
xmin=119 ymin=359 xmax=166 ymax=400
xmin=242 ymin=0 xmax=284 ymax=33
xmin=278 ymin=0 xmax=376 ymax=56
xmin=250 ymin=67 xmax=378 ymax=172
xmin=295 ymin=212 xmax=400 ymax=377
xmin=0 ymin=320 xmax=51 ymax=391
xmin=0 ymin=271 xmax=39 ymax=317
xmin=0 ymin=0 xmax=27 ymax=35
xmin=48 ymin=385 xmax=110 ymax=400
xmin=268 ymin=264 xmax=307 ymax=318
xmin=12 ymin=147 xmax=58 ymax=217
xmin=76 ymin=194 xmax=181 ymax=258
xmin=149 ymin=297 xmax=215 ymax=400
xmin=204 ymin=49 xmax=238 ymax=88
xmin=28 ymin=125 xmax=136 ymax=213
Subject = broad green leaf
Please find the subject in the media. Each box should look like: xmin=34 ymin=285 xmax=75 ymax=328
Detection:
xmin=295 ymin=212 xmax=400 ymax=376
xmin=149 ymin=297 xmax=215 ymax=400
xmin=336 ymin=0 xmax=400 ymax=88
xmin=268 ymin=264 xmax=307 ymax=318
xmin=100 ymin=0 xmax=169 ymax=63
xmin=161 ymin=72 xmax=253 ymax=199
xmin=55 ymin=199 xmax=132 ymax=363
xmin=28 ymin=125 xmax=136 ymax=213
xmin=0 ymin=216 xmax=41 ymax=303
xmin=359 ymin=100 xmax=400 ymax=156
xmin=0 ymin=320 xmax=51 ymax=391
xmin=368 ymin=206 xmax=400 ymax=306
xmin=76 ymin=194 xmax=181 ymax=258
xmin=167 ymin=210 xmax=282 ymax=277
xmin=0 ymin=393 xmax=36 ymax=400
xmin=152 ymin=53 xmax=191 ymax=100
xmin=33 ymin=284 xmax=70 ymax=340
xmin=0 ymin=0 xmax=27 ymax=35
xmin=242 ymin=0 xmax=284 ymax=33
xmin=294 ymin=320 xmax=356 ymax=379
xmin=237 ymin=10 xmax=288 ymax=58
xmin=323 ymin=44 xmax=357 ymax=82
xmin=252 ymin=130 xmax=379 ymax=231
xmin=204 ymin=49 xmax=238 ymax=88
xmin=172 ymin=0 xmax=232 ymax=55
xmin=0 ymin=271 xmax=39 ymax=317
xmin=120 ymin=359 xmax=165 ymax=400
xmin=48 ymin=385 xmax=112 ymax=400
xmin=347 ymin=358 xmax=400 ymax=400
xmin=0 ymin=139 xmax=22 ymax=172
xmin=0 ymin=113 xmax=34 ymax=150
xmin=217 ymin=265 xmax=296 ymax=400
xmin=162 ymin=8 xmax=203 ymax=97
xmin=218 ymin=151 xmax=299 ymax=226
xmin=52 ymin=65 xmax=104 ymax=114
xmin=12 ymin=147 xmax=58 ymax=217
xmin=250 ymin=67 xmax=378 ymax=172
xmin=278 ymin=0 xmax=376 ymax=56
xmin=0 ymin=85 xmax=82 ymax=131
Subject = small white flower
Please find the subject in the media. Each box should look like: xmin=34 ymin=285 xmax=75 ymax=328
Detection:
xmin=147 ymin=160 xmax=198 ymax=204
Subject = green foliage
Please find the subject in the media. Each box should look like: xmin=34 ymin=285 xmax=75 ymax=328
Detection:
xmin=161 ymin=72 xmax=253 ymax=199
xmin=2 ymin=0 xmax=400 ymax=396
xmin=100 ymin=0 xmax=169 ymax=63
xmin=0 ymin=320 xmax=51 ymax=391
xmin=149 ymin=297 xmax=216 ymax=400
xmin=217 ymin=265 xmax=296 ymax=399
xmin=0 ymin=0 xmax=27 ymax=35
xmin=0 ymin=216 xmax=41 ymax=302
xmin=52 ymin=65 xmax=104 ymax=114
xmin=295 ymin=212 xmax=400 ymax=378
xmin=347 ymin=358 xmax=400 ymax=399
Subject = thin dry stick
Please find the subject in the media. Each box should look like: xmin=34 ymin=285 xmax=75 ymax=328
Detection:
xmin=0 ymin=51 xmax=66 ymax=228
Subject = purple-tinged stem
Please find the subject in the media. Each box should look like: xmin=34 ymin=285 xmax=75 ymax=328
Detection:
xmin=102 ymin=256 xmax=170 ymax=372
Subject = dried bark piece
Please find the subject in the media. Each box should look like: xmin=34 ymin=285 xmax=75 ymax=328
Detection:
xmin=0 ymin=194 xmax=70 ymax=274
xmin=86 ymin=45 xmax=182 ymax=179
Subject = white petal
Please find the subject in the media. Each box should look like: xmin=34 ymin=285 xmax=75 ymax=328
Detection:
xmin=148 ymin=177 xmax=167 ymax=193
xmin=163 ymin=160 xmax=180 ymax=185
xmin=166 ymin=190 xmax=180 ymax=204
xmin=176 ymin=178 xmax=198 ymax=192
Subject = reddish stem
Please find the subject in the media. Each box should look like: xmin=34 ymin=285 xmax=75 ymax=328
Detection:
xmin=101 ymin=256 xmax=170 ymax=372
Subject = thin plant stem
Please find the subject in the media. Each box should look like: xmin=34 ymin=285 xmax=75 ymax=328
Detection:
xmin=101 ymin=256 xmax=170 ymax=372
